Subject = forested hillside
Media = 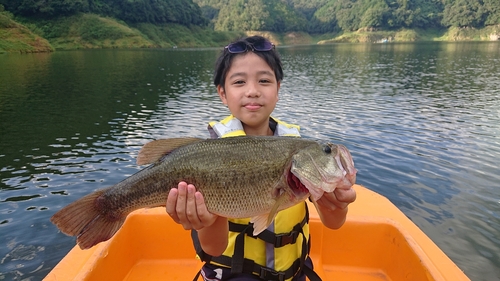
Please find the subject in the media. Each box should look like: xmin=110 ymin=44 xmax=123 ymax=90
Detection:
xmin=2 ymin=0 xmax=499 ymax=33
xmin=0 ymin=0 xmax=207 ymax=25
xmin=1 ymin=0 xmax=499 ymax=52
xmin=194 ymin=0 xmax=500 ymax=32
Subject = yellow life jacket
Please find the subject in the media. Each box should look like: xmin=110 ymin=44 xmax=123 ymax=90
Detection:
xmin=196 ymin=115 xmax=315 ymax=281
xmin=208 ymin=115 xmax=301 ymax=139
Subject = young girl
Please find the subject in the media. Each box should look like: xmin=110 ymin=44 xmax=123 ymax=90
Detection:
xmin=166 ymin=35 xmax=356 ymax=281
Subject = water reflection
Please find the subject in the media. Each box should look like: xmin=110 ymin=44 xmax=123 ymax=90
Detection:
xmin=278 ymin=43 xmax=500 ymax=280
xmin=0 ymin=42 xmax=499 ymax=280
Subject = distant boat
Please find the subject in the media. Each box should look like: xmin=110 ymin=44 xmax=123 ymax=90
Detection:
xmin=44 ymin=184 xmax=470 ymax=281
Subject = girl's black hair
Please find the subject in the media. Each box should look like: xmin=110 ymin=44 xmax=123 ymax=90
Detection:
xmin=213 ymin=35 xmax=284 ymax=88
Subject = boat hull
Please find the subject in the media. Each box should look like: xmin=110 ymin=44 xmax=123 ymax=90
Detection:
xmin=44 ymin=184 xmax=470 ymax=281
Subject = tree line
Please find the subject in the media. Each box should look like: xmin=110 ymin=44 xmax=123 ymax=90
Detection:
xmin=0 ymin=0 xmax=207 ymax=25
xmin=1 ymin=0 xmax=499 ymax=33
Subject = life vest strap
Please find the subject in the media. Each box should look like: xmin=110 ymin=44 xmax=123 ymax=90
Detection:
xmin=194 ymin=203 xmax=322 ymax=280
xmin=227 ymin=205 xmax=309 ymax=248
xmin=202 ymin=246 xmax=304 ymax=281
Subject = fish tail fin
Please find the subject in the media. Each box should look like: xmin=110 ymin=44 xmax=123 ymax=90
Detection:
xmin=51 ymin=188 xmax=125 ymax=249
xmin=76 ymin=213 xmax=125 ymax=250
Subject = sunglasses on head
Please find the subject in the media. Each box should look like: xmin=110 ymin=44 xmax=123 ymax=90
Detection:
xmin=225 ymin=40 xmax=275 ymax=54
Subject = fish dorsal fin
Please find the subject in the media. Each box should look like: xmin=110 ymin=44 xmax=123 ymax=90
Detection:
xmin=250 ymin=192 xmax=288 ymax=235
xmin=136 ymin=137 xmax=203 ymax=165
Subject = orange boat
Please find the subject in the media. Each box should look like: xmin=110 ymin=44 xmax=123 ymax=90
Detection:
xmin=44 ymin=184 xmax=470 ymax=281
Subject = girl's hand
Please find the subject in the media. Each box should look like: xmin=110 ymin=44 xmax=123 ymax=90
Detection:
xmin=313 ymin=186 xmax=357 ymax=229
xmin=166 ymin=181 xmax=229 ymax=256
xmin=166 ymin=181 xmax=218 ymax=230
xmin=315 ymin=187 xmax=357 ymax=212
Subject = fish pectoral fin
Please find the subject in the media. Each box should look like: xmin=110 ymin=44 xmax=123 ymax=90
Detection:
xmin=137 ymin=137 xmax=204 ymax=165
xmin=250 ymin=214 xmax=271 ymax=236
xmin=250 ymin=193 xmax=287 ymax=235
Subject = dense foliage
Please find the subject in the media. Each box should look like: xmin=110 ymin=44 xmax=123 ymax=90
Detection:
xmin=0 ymin=0 xmax=207 ymax=25
xmin=2 ymin=0 xmax=499 ymax=32
xmin=193 ymin=0 xmax=500 ymax=33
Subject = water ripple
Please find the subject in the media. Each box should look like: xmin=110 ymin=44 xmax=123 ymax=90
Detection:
xmin=0 ymin=43 xmax=499 ymax=280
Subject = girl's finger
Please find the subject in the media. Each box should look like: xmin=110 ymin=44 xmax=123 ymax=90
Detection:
xmin=175 ymin=183 xmax=191 ymax=229
xmin=185 ymin=184 xmax=202 ymax=229
xmin=195 ymin=191 xmax=216 ymax=228
xmin=166 ymin=188 xmax=180 ymax=223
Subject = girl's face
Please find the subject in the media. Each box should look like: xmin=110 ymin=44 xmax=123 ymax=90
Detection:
xmin=217 ymin=52 xmax=280 ymax=136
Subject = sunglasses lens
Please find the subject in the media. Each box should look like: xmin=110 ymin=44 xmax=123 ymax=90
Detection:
xmin=253 ymin=40 xmax=273 ymax=51
xmin=226 ymin=42 xmax=247 ymax=53
xmin=225 ymin=40 xmax=273 ymax=53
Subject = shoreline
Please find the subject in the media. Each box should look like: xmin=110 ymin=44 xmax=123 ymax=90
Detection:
xmin=1 ymin=13 xmax=499 ymax=54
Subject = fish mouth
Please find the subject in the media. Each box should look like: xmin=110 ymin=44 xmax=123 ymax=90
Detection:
xmin=287 ymin=169 xmax=309 ymax=194
xmin=335 ymin=144 xmax=357 ymax=187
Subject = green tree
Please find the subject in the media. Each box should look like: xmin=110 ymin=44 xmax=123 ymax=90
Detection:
xmin=4 ymin=0 xmax=89 ymax=16
xmin=215 ymin=0 xmax=269 ymax=31
xmin=442 ymin=0 xmax=485 ymax=27
xmin=284 ymin=0 xmax=329 ymax=20
xmin=410 ymin=0 xmax=443 ymax=28
xmin=263 ymin=0 xmax=308 ymax=32
xmin=360 ymin=3 xmax=389 ymax=28
xmin=0 ymin=0 xmax=207 ymax=25
xmin=483 ymin=0 xmax=500 ymax=25
xmin=312 ymin=1 xmax=339 ymax=33
xmin=335 ymin=0 xmax=362 ymax=31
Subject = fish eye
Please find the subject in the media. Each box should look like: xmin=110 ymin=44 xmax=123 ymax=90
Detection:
xmin=323 ymin=145 xmax=331 ymax=154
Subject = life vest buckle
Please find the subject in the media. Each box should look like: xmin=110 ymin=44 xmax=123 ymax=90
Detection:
xmin=274 ymin=230 xmax=299 ymax=247
xmin=259 ymin=266 xmax=286 ymax=281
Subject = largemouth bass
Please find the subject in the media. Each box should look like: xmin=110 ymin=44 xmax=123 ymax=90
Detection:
xmin=51 ymin=136 xmax=356 ymax=249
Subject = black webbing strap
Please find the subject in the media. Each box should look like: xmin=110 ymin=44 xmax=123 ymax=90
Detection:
xmin=193 ymin=270 xmax=201 ymax=281
xmin=302 ymin=265 xmax=321 ymax=281
xmin=194 ymin=250 xmax=321 ymax=281
xmin=227 ymin=205 xmax=309 ymax=248
xmin=201 ymin=224 xmax=321 ymax=281
xmin=230 ymin=224 xmax=249 ymax=274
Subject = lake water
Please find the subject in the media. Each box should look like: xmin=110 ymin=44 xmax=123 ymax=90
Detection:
xmin=1 ymin=42 xmax=499 ymax=280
